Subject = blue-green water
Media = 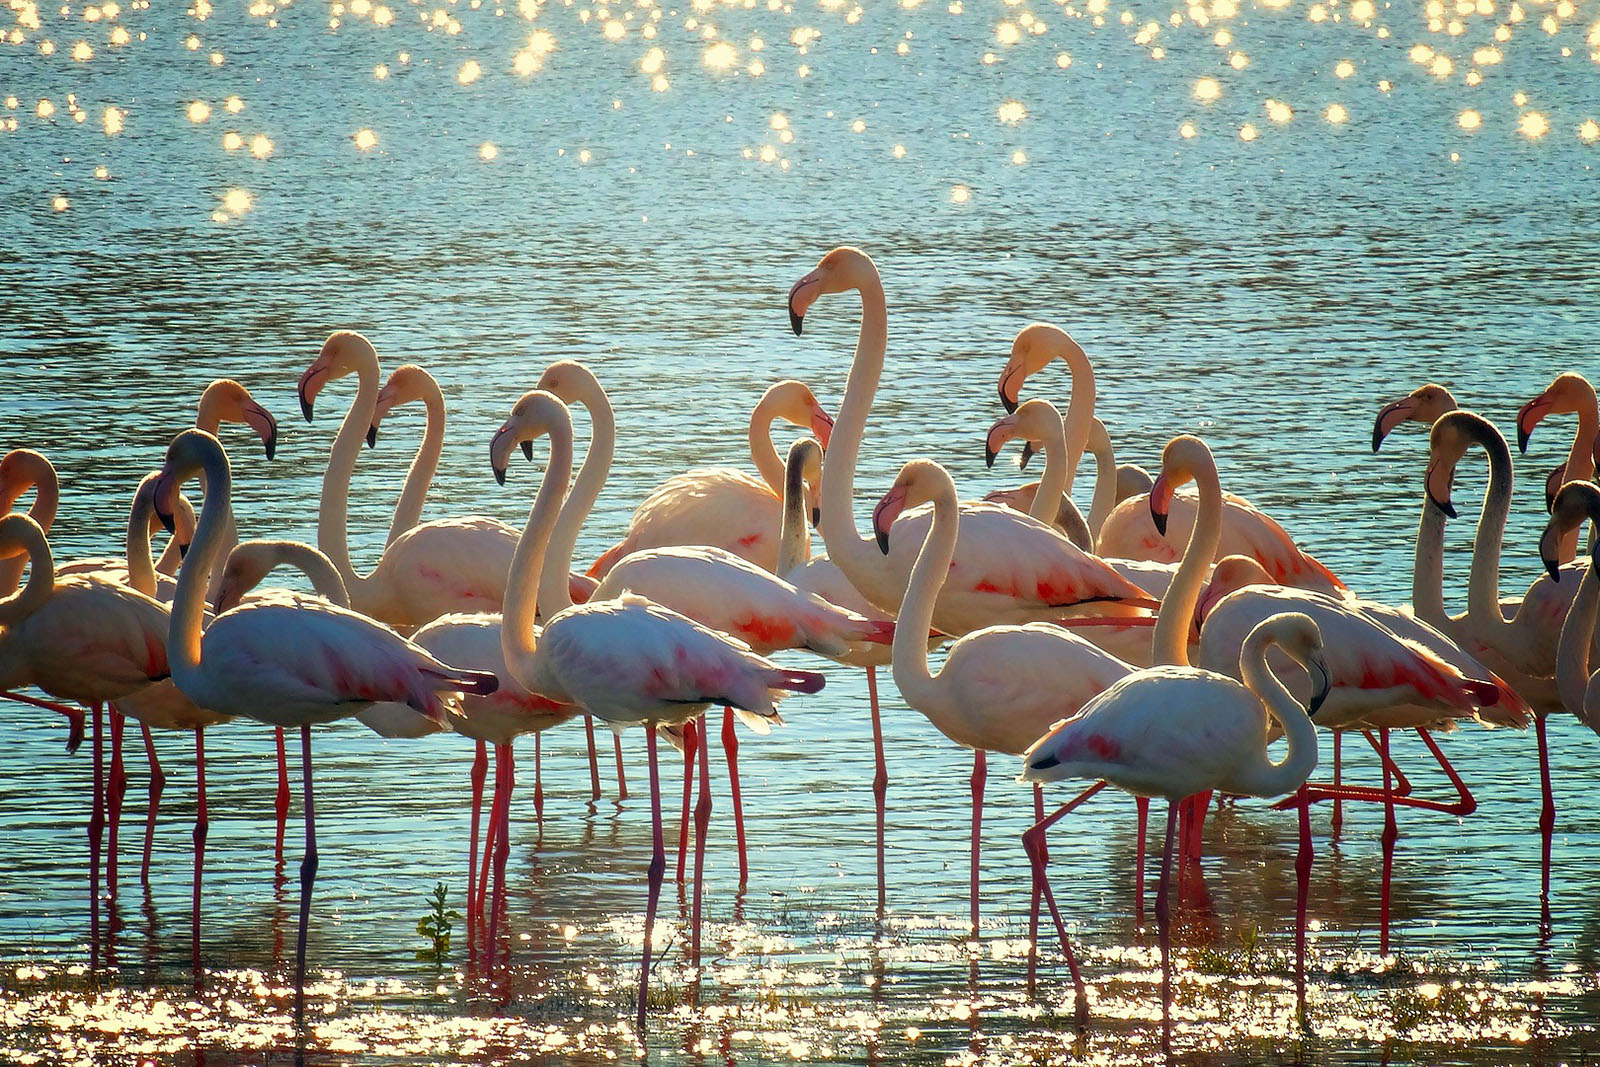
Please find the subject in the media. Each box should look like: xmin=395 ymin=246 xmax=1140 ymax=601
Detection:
xmin=2 ymin=0 xmax=1600 ymax=1060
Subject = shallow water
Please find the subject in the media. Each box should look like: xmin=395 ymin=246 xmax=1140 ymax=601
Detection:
xmin=4 ymin=0 xmax=1600 ymax=1060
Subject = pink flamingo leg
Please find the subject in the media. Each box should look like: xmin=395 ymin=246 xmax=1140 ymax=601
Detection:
xmin=1294 ymin=785 xmax=1312 ymax=1021
xmin=1536 ymin=714 xmax=1555 ymax=903
xmin=293 ymin=724 xmax=318 ymax=1033
xmin=613 ymin=732 xmax=628 ymax=801
xmin=692 ymin=714 xmax=713 ymax=965
xmin=1134 ymin=796 xmax=1149 ymax=929
xmin=583 ymin=715 xmax=602 ymax=802
xmin=192 ymin=728 xmax=208 ymax=974
xmin=867 ymin=666 xmax=888 ymax=913
xmin=468 ymin=740 xmax=486 ymax=924
xmin=969 ymin=749 xmax=986 ymax=938
xmin=637 ymin=728 xmax=666 ymax=1034
xmin=492 ymin=745 xmax=513 ymax=950
xmin=1189 ymin=789 xmax=1212 ymax=863
xmin=139 ymin=722 xmax=164 ymax=885
xmin=1027 ymin=787 xmax=1044 ymax=995
xmin=88 ymin=702 xmax=104 ymax=970
xmin=1156 ymin=800 xmax=1180 ymax=1050
xmin=273 ymin=726 xmax=290 ymax=862
xmin=675 ymin=721 xmax=697 ymax=883
xmin=106 ymin=709 xmax=127 ymax=901
xmin=720 ymin=706 xmax=748 ymax=886
xmin=1021 ymin=783 xmax=1090 ymax=1024
xmin=2 ymin=690 xmax=87 ymax=750
xmin=1330 ymin=731 xmax=1344 ymax=840
xmin=1378 ymin=728 xmax=1396 ymax=956
xmin=533 ymin=731 xmax=544 ymax=823
xmin=477 ymin=749 xmax=505 ymax=923
xmin=1413 ymin=727 xmax=1476 ymax=815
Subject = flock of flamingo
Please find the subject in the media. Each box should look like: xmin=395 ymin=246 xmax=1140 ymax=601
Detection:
xmin=5 ymin=246 xmax=1600 ymax=1041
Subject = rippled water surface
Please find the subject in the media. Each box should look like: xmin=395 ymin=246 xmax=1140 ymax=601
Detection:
xmin=4 ymin=0 xmax=1600 ymax=1060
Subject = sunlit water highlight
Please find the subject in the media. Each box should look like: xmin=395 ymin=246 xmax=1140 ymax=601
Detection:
xmin=4 ymin=0 xmax=1600 ymax=1060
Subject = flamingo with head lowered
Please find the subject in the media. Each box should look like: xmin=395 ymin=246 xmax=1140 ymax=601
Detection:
xmin=488 ymin=389 xmax=827 ymax=1032
xmin=152 ymin=427 xmax=498 ymax=1026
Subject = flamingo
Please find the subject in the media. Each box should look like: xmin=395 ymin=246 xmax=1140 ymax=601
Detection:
xmin=0 ymin=449 xmax=60 ymax=597
xmin=366 ymin=359 xmax=614 ymax=797
xmin=152 ymin=427 xmax=497 ymax=1027
xmin=585 ymin=379 xmax=834 ymax=578
xmin=982 ymin=397 xmax=1092 ymax=548
xmin=0 ymin=513 xmax=170 ymax=966
xmin=488 ymin=389 xmax=826 ymax=1032
xmin=871 ymin=458 xmax=1133 ymax=940
xmin=1517 ymin=372 xmax=1599 ymax=563
xmin=787 ymin=247 xmax=1155 ymax=639
xmin=1020 ymin=610 xmax=1327 ymax=1030
xmin=297 ymin=333 xmax=521 ymax=631
xmin=1543 ymin=482 xmax=1600 ymax=735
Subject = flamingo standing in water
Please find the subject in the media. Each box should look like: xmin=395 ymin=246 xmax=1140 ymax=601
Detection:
xmin=152 ymin=427 xmax=497 ymax=1027
xmin=1518 ymin=372 xmax=1599 ymax=563
xmin=1543 ymin=482 xmax=1600 ymax=733
xmin=585 ymin=379 xmax=834 ymax=578
xmin=488 ymin=390 xmax=826 ymax=1031
xmin=0 ymin=513 xmax=170 ymax=966
xmin=870 ymin=458 xmax=1133 ymax=940
xmin=1020 ymin=610 xmax=1327 ymax=1032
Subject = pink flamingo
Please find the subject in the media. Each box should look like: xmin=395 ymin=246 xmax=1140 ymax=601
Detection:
xmin=489 ymin=389 xmax=826 ymax=1032
xmin=1021 ymin=610 xmax=1327 ymax=1032
xmin=1544 ymin=482 xmax=1600 ymax=733
xmin=585 ymin=379 xmax=834 ymax=578
xmin=1518 ymin=373 xmax=1599 ymax=564
xmin=152 ymin=427 xmax=497 ymax=1027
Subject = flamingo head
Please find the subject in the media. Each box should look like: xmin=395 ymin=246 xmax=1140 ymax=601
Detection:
xmin=872 ymin=458 xmax=952 ymax=554
xmin=367 ymin=364 xmax=436 ymax=448
xmin=1540 ymin=481 xmax=1600 ymax=582
xmin=786 ymin=246 xmax=876 ymax=336
xmin=131 ymin=471 xmax=196 ymax=558
xmin=1517 ymin=372 xmax=1596 ymax=454
xmin=153 ymin=429 xmax=226 ymax=533
xmin=1371 ymin=383 xmax=1456 ymax=453
xmin=1251 ymin=611 xmax=1330 ymax=714
xmin=197 ymin=379 xmax=278 ymax=460
xmin=786 ymin=437 xmax=825 ymax=529
xmin=1150 ymin=435 xmax=1214 ymax=538
xmin=1424 ymin=410 xmax=1500 ymax=519
xmin=1195 ymin=554 xmax=1275 ymax=627
xmin=490 ymin=390 xmax=571 ymax=486
xmin=1116 ymin=463 xmax=1155 ymax=503
xmin=211 ymin=541 xmax=280 ymax=614
xmin=998 ymin=323 xmax=1082 ymax=414
xmin=985 ymin=398 xmax=1059 ymax=470
xmin=0 ymin=513 xmax=46 ymax=565
xmin=758 ymin=380 xmax=835 ymax=454
xmin=1545 ymin=462 xmax=1569 ymax=513
xmin=299 ymin=330 xmax=378 ymax=423
xmin=0 ymin=449 xmax=54 ymax=516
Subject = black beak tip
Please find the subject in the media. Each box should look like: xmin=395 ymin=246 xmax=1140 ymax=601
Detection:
xmin=1029 ymin=753 xmax=1059 ymax=772
xmin=789 ymin=309 xmax=804 ymax=336
xmin=1370 ymin=425 xmax=1385 ymax=453
xmin=1152 ymin=511 xmax=1169 ymax=537
xmin=264 ymin=435 xmax=277 ymax=461
xmin=875 ymin=528 xmax=890 ymax=555
xmin=1517 ymin=425 xmax=1532 ymax=454
xmin=1310 ymin=688 xmax=1329 ymax=715
xmin=493 ymin=465 xmax=507 ymax=486
xmin=1020 ymin=442 xmax=1036 ymax=469
xmin=1546 ymin=557 xmax=1561 ymax=584
xmin=984 ymin=447 xmax=997 ymax=470
xmin=300 ymin=396 xmax=314 ymax=423
xmin=999 ymin=388 xmax=1018 ymax=415
xmin=177 ymin=540 xmax=189 ymax=560
xmin=811 ymin=506 xmax=821 ymax=529
xmin=365 ymin=425 xmax=378 ymax=449
xmin=156 ymin=508 xmax=176 ymax=535
xmin=1427 ymin=492 xmax=1457 ymax=519
xmin=521 ymin=440 xmax=534 ymax=461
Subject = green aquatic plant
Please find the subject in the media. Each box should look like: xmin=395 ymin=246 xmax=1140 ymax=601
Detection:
xmin=415 ymin=883 xmax=461 ymax=964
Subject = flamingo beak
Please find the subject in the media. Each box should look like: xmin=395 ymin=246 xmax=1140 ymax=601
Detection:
xmin=1517 ymin=394 xmax=1552 ymax=454
xmin=984 ymin=423 xmax=1008 ymax=470
xmin=152 ymin=469 xmax=179 ymax=534
xmin=1371 ymin=397 xmax=1417 ymax=453
xmin=1307 ymin=656 xmax=1331 ymax=715
xmin=872 ymin=485 xmax=908 ymax=554
xmin=810 ymin=406 xmax=835 ymax=450
xmin=1020 ymin=441 xmax=1037 ymax=470
xmin=1149 ymin=473 xmax=1174 ymax=537
xmin=1538 ymin=523 xmax=1562 ymax=583
xmin=243 ymin=401 xmax=278 ymax=460
xmin=1195 ymin=580 xmax=1223 ymax=627
xmin=997 ymin=363 xmax=1022 ymax=414
xmin=297 ymin=363 xmax=326 ymax=423
xmin=490 ymin=423 xmax=516 ymax=486
xmin=1424 ymin=460 xmax=1457 ymax=519
xmin=811 ymin=506 xmax=822 ymax=529
xmin=366 ymin=425 xmax=378 ymax=449
xmin=787 ymin=270 xmax=824 ymax=336
xmin=522 ymin=440 xmax=534 ymax=461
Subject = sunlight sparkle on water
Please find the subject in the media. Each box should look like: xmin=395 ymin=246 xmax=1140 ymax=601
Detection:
xmin=353 ymin=127 xmax=378 ymax=150
xmin=1193 ymin=76 xmax=1221 ymax=102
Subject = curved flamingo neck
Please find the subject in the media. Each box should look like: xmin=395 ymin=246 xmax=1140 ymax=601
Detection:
xmin=317 ymin=351 xmax=383 ymax=604
xmin=1462 ymin=423 xmax=1515 ymax=635
xmin=542 ymin=372 xmax=612 ymax=617
xmin=891 ymin=470 xmax=957 ymax=716
xmin=248 ymin=541 xmax=352 ymax=608
xmin=385 ymin=374 xmax=447 ymax=547
xmin=1085 ymin=418 xmax=1119 ymax=542
xmin=1556 ymin=391 xmax=1599 ymax=564
xmin=1229 ymin=624 xmax=1320 ymax=796
xmin=169 ymin=440 xmax=234 ymax=699
xmin=747 ymin=393 xmax=789 ymax=498
xmin=777 ymin=446 xmax=811 ymax=578
xmin=818 ymin=267 xmax=891 ymax=603
xmin=1024 ymin=410 xmax=1071 ymax=526
xmin=1556 ymin=545 xmax=1597 ymax=719
xmin=0 ymin=452 xmax=58 ymax=597
xmin=124 ymin=476 xmax=163 ymax=598
xmin=501 ymin=421 xmax=575 ymax=689
xmin=1151 ymin=456 xmax=1223 ymax=668
xmin=0 ymin=519 xmax=55 ymax=627
xmin=1410 ymin=502 xmax=1451 ymax=628
xmin=1054 ymin=344 xmax=1096 ymax=493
